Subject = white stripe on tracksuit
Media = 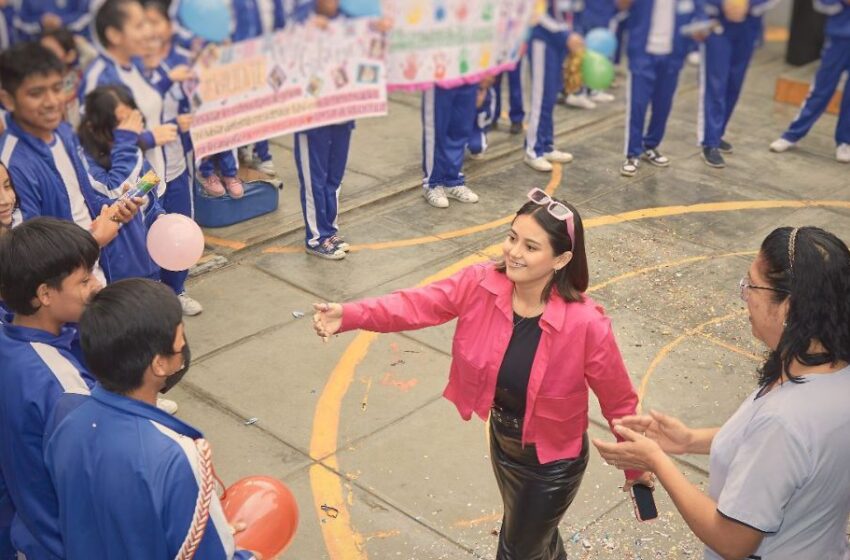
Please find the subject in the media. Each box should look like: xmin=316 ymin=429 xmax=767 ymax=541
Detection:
xmin=30 ymin=343 xmax=91 ymax=395
xmin=525 ymin=39 xmax=547 ymax=159
xmin=422 ymin=88 xmax=436 ymax=187
xmin=298 ymin=134 xmax=321 ymax=247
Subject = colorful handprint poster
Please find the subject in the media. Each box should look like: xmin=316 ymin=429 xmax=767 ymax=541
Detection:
xmin=383 ymin=0 xmax=535 ymax=90
xmin=189 ymin=18 xmax=388 ymax=160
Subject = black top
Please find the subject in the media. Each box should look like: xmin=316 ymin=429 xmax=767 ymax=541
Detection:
xmin=494 ymin=312 xmax=543 ymax=416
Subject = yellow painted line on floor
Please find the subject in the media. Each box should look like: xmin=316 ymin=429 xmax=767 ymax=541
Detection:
xmin=697 ymin=332 xmax=762 ymax=363
xmin=637 ymin=310 xmax=747 ymax=407
xmin=203 ymin=235 xmax=247 ymax=250
xmin=267 ymin=199 xmax=850 ymax=256
xmin=764 ymin=26 xmax=789 ymax=42
xmin=309 ymin=198 xmax=850 ymax=558
xmin=264 ymin=165 xmax=562 ymax=255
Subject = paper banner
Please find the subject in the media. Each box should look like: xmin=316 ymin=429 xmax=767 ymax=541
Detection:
xmin=188 ymin=18 xmax=388 ymax=160
xmin=383 ymin=0 xmax=535 ymax=90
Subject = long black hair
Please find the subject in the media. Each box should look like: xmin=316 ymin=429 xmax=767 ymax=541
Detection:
xmin=78 ymin=85 xmax=140 ymax=169
xmin=496 ymin=198 xmax=589 ymax=303
xmin=757 ymin=226 xmax=850 ymax=387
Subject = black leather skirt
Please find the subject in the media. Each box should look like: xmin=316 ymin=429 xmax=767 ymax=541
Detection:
xmin=489 ymin=410 xmax=589 ymax=560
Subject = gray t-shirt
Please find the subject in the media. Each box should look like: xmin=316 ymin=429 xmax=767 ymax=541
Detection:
xmin=706 ymin=366 xmax=850 ymax=560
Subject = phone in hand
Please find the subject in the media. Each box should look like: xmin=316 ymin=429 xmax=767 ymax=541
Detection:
xmin=630 ymin=483 xmax=658 ymax=522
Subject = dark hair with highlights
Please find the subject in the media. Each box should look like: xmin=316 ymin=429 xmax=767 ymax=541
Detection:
xmin=0 ymin=217 xmax=99 ymax=315
xmin=0 ymin=42 xmax=65 ymax=96
xmin=81 ymin=279 xmax=182 ymax=394
xmin=756 ymin=226 xmax=850 ymax=387
xmin=79 ymin=85 xmax=140 ymax=169
xmin=496 ymin=198 xmax=589 ymax=303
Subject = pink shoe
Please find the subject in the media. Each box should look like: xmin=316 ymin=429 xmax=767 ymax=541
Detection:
xmin=222 ymin=176 xmax=244 ymax=199
xmin=201 ymin=175 xmax=226 ymax=197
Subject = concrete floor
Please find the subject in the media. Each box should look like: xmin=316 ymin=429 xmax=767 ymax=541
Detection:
xmin=171 ymin=41 xmax=850 ymax=559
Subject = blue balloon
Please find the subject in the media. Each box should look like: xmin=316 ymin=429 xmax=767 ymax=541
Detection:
xmin=340 ymin=0 xmax=383 ymax=17
xmin=585 ymin=27 xmax=617 ymax=59
xmin=178 ymin=0 xmax=231 ymax=43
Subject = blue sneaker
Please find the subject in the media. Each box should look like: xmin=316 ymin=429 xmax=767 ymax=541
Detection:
xmin=328 ymin=234 xmax=350 ymax=252
xmin=305 ymin=239 xmax=346 ymax=260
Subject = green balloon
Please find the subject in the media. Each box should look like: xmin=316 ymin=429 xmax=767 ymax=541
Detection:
xmin=581 ymin=51 xmax=615 ymax=91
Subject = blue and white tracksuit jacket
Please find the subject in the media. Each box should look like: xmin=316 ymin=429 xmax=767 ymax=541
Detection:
xmin=0 ymin=319 xmax=95 ymax=559
xmin=12 ymin=0 xmax=91 ymax=42
xmin=781 ymin=0 xmax=850 ymax=146
xmin=623 ymin=0 xmax=706 ymax=157
xmin=0 ymin=119 xmax=157 ymax=284
xmin=44 ymin=385 xmax=257 ymax=560
xmin=698 ymin=0 xmax=779 ymax=147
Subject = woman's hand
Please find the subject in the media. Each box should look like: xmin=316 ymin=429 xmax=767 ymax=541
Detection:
xmin=90 ymin=204 xmax=121 ymax=247
xmin=567 ymin=33 xmax=585 ymax=53
xmin=722 ymin=0 xmax=749 ymax=22
xmin=151 ymin=124 xmax=179 ymax=146
xmin=592 ymin=424 xmax=667 ymax=473
xmin=623 ymin=470 xmax=655 ymax=492
xmin=177 ymin=114 xmax=194 ymax=133
xmin=614 ymin=410 xmax=694 ymax=455
xmin=312 ymin=303 xmax=343 ymax=341
xmin=117 ymin=109 xmax=144 ymax=135
xmin=168 ymin=64 xmax=193 ymax=83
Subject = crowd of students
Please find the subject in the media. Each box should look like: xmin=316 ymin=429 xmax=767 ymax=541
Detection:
xmin=0 ymin=0 xmax=848 ymax=558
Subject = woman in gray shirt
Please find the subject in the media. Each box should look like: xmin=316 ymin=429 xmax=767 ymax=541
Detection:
xmin=595 ymin=226 xmax=850 ymax=560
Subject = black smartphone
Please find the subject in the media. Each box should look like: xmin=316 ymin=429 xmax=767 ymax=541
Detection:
xmin=630 ymin=483 xmax=658 ymax=522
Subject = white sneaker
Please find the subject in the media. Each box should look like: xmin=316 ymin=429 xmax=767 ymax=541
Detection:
xmin=543 ymin=149 xmax=574 ymax=164
xmin=255 ymin=159 xmax=276 ymax=175
xmin=524 ymin=155 xmax=554 ymax=172
xmin=836 ymin=144 xmax=850 ymax=163
xmin=157 ymin=397 xmax=178 ymax=415
xmin=445 ymin=185 xmax=479 ymax=203
xmin=565 ymin=93 xmax=597 ymax=110
xmin=423 ymin=186 xmax=449 ymax=208
xmin=769 ymin=138 xmax=795 ymax=153
xmin=238 ymin=146 xmax=252 ymax=163
xmin=178 ymin=293 xmax=203 ymax=316
xmin=589 ymin=90 xmax=615 ymax=103
xmin=687 ymin=51 xmax=700 ymax=66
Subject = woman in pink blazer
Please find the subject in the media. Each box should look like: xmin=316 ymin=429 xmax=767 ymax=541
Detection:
xmin=313 ymin=189 xmax=650 ymax=559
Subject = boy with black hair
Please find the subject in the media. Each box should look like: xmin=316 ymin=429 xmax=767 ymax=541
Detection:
xmin=44 ymin=279 xmax=260 ymax=559
xmin=0 ymin=42 xmax=154 ymax=286
xmin=0 ymin=217 xmax=101 ymax=559
xmin=82 ymin=0 xmax=203 ymax=315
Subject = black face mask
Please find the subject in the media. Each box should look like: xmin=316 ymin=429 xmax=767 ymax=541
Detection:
xmin=161 ymin=341 xmax=191 ymax=394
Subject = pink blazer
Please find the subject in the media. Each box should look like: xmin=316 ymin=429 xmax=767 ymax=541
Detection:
xmin=341 ymin=263 xmax=639 ymax=472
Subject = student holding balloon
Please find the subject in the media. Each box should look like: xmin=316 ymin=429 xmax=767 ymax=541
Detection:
xmin=43 ymin=279 xmax=262 ymax=560
xmin=618 ymin=0 xmax=709 ymax=177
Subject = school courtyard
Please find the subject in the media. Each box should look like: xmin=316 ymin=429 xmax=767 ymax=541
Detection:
xmin=169 ymin=39 xmax=850 ymax=559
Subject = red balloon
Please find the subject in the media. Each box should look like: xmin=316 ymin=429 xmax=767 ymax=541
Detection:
xmin=221 ymin=476 xmax=299 ymax=558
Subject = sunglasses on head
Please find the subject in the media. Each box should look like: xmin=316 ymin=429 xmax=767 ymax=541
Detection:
xmin=527 ymin=188 xmax=575 ymax=244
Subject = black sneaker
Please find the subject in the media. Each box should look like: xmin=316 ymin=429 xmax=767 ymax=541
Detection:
xmin=701 ymin=147 xmax=726 ymax=168
xmin=718 ymin=139 xmax=733 ymax=154
xmin=642 ymin=148 xmax=670 ymax=167
xmin=509 ymin=122 xmax=523 ymax=135
xmin=490 ymin=121 xmax=500 ymax=131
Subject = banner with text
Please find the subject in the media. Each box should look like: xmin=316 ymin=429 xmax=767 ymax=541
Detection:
xmin=383 ymin=0 xmax=537 ymax=90
xmin=189 ymin=18 xmax=388 ymax=160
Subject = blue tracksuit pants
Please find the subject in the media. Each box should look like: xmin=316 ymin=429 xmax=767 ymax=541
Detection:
xmin=783 ymin=36 xmax=850 ymax=146
xmin=253 ymin=140 xmax=272 ymax=162
xmin=699 ymin=20 xmax=759 ymax=148
xmin=160 ymin=169 xmax=192 ymax=295
xmin=421 ymin=84 xmax=478 ymax=188
xmin=294 ymin=122 xmax=353 ymax=248
xmin=198 ymin=150 xmax=239 ymax=177
xmin=625 ymin=54 xmax=684 ymax=157
xmin=526 ymin=37 xmax=568 ymax=158
xmin=494 ymin=61 xmax=525 ymax=125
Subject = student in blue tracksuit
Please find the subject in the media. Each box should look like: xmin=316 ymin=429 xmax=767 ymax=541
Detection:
xmin=12 ymin=0 xmax=92 ymax=42
xmin=581 ymin=0 xmax=620 ymax=103
xmin=85 ymin=0 xmax=204 ymax=315
xmin=468 ymin=77 xmax=497 ymax=159
xmin=78 ymin=86 xmax=168 ymax=274
xmin=0 ymin=218 xmax=101 ymax=559
xmin=698 ymin=0 xmax=779 ymax=167
xmin=493 ymin=59 xmax=525 ymax=134
xmin=769 ymin=0 xmax=850 ymax=163
xmin=619 ymin=0 xmax=707 ymax=177
xmin=0 ymin=3 xmax=15 ymax=50
xmin=170 ymin=0 xmax=288 ymax=193
xmin=0 ymin=42 xmax=149 ymax=284
xmin=524 ymin=0 xmax=584 ymax=173
xmin=44 ymin=279 xmax=259 ymax=560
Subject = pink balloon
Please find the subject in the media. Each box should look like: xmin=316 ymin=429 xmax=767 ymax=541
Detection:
xmin=146 ymin=214 xmax=205 ymax=271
